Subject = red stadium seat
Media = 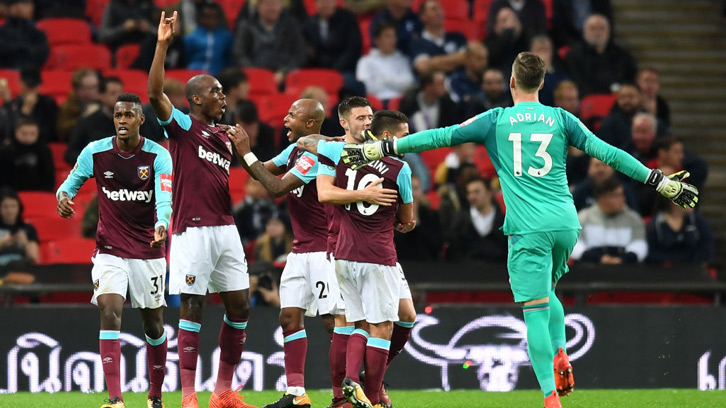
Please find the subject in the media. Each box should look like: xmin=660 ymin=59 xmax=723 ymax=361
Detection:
xmin=217 ymin=0 xmax=247 ymax=30
xmin=85 ymin=0 xmax=110 ymax=27
xmin=285 ymin=69 xmax=344 ymax=97
xmin=115 ymin=43 xmax=141 ymax=69
xmin=103 ymin=69 xmax=149 ymax=102
xmin=76 ymin=177 xmax=97 ymax=197
xmin=42 ymin=238 xmax=96 ymax=264
xmin=243 ymin=67 xmax=278 ymax=99
xmin=45 ymin=44 xmax=112 ymax=71
xmin=29 ymin=217 xmax=82 ymax=242
xmin=302 ymin=0 xmax=344 ymax=15
xmin=358 ymin=17 xmax=373 ymax=56
xmin=426 ymin=190 xmax=441 ymax=210
xmin=257 ymin=93 xmax=299 ymax=126
xmin=49 ymin=142 xmax=71 ymax=171
xmin=473 ymin=145 xmax=495 ymax=178
xmin=229 ymin=166 xmax=250 ymax=195
xmin=444 ymin=18 xmax=481 ymax=41
xmin=19 ymin=191 xmax=59 ymax=219
xmin=473 ymin=0 xmax=495 ymax=34
xmin=40 ymin=70 xmax=73 ymax=106
xmin=388 ymin=97 xmax=401 ymax=111
xmin=73 ymin=191 xmax=97 ymax=215
xmin=580 ymin=93 xmax=617 ymax=132
xmin=0 ymin=69 xmax=20 ymax=102
xmin=419 ymin=147 xmax=452 ymax=175
xmin=37 ymin=18 xmax=92 ymax=46
xmin=366 ymin=94 xmax=384 ymax=111
xmin=165 ymin=69 xmax=208 ymax=86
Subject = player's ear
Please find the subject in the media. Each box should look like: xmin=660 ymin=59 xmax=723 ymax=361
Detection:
xmin=139 ymin=112 xmax=145 ymax=125
xmin=192 ymin=95 xmax=202 ymax=106
xmin=539 ymin=80 xmax=544 ymax=91
xmin=339 ymin=117 xmax=347 ymax=131
xmin=510 ymin=76 xmax=516 ymax=90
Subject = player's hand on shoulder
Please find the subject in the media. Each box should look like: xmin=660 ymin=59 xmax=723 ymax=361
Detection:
xmin=157 ymin=10 xmax=177 ymax=44
xmin=150 ymin=225 xmax=167 ymax=248
xmin=57 ymin=194 xmax=75 ymax=218
xmin=395 ymin=220 xmax=417 ymax=233
xmin=361 ymin=178 xmax=398 ymax=206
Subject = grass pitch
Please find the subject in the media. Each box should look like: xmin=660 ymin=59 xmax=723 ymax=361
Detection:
xmin=1 ymin=389 xmax=724 ymax=407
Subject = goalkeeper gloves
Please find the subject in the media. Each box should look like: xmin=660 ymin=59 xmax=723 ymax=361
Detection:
xmin=341 ymin=137 xmax=397 ymax=169
xmin=645 ymin=169 xmax=699 ymax=210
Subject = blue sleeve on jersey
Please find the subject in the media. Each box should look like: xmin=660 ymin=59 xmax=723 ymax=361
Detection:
xmin=317 ymin=140 xmax=343 ymax=177
xmin=272 ymin=143 xmax=295 ymax=167
xmin=396 ymin=162 xmax=413 ymax=204
xmin=56 ymin=139 xmax=106 ymax=199
xmin=288 ymin=152 xmax=319 ymax=184
xmin=150 ymin=144 xmax=173 ymax=229
xmin=158 ymin=107 xmax=192 ymax=131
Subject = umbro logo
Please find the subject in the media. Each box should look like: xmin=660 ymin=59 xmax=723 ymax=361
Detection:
xmin=183 ymin=346 xmax=196 ymax=353
xmin=104 ymin=171 xmax=114 ymax=179
xmin=201 ymin=130 xmax=210 ymax=138
xmin=102 ymin=357 xmax=113 ymax=364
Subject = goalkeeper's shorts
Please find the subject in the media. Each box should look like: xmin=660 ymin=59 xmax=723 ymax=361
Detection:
xmin=507 ymin=229 xmax=579 ymax=303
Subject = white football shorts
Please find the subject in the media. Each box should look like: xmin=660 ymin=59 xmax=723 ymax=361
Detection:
xmin=169 ymin=225 xmax=249 ymax=295
xmin=280 ymin=251 xmax=344 ymax=316
xmin=396 ymin=262 xmax=412 ymax=300
xmin=335 ymin=259 xmax=401 ymax=324
xmin=91 ymin=253 xmax=167 ymax=309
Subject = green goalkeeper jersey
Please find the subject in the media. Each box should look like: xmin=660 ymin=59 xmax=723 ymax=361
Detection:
xmin=396 ymin=102 xmax=651 ymax=235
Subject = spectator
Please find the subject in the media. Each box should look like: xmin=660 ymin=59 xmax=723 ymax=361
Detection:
xmin=98 ymin=0 xmax=156 ymax=50
xmin=184 ymin=2 xmax=233 ymax=75
xmin=448 ymin=42 xmax=488 ymax=105
xmin=565 ymin=14 xmax=637 ymax=96
xmin=303 ymin=0 xmax=362 ymax=75
xmin=448 ymin=177 xmax=507 ymax=262
xmin=132 ymin=6 xmax=186 ymax=71
xmin=64 ymin=77 xmax=124 ymax=165
xmin=247 ymin=261 xmax=281 ymax=307
xmin=646 ymin=196 xmax=713 ymax=266
xmin=298 ymin=85 xmax=344 ymax=137
xmin=34 ymin=0 xmax=86 ymax=19
xmin=465 ymin=67 xmax=512 ymax=117
xmin=4 ymin=66 xmax=57 ymax=142
xmin=0 ymin=0 xmax=48 ymax=70
xmin=408 ymin=0 xmax=466 ymax=75
xmin=0 ymin=118 xmax=54 ymax=192
xmin=140 ymin=78 xmax=187 ymax=142
xmin=233 ymin=177 xmax=282 ymax=244
xmin=233 ymin=0 xmax=306 ymax=88
xmin=254 ymin=216 xmax=293 ymax=263
xmin=484 ymin=7 xmax=530 ymax=78
xmin=0 ymin=188 xmax=39 ymax=267
xmin=235 ymin=99 xmax=277 ymax=162
xmin=597 ymin=83 xmax=643 ymax=151
xmin=488 ymin=0 xmax=547 ymax=38
xmin=434 ymin=142 xmax=476 ymax=187
xmin=572 ymin=157 xmax=639 ymax=212
xmin=56 ymin=69 xmax=101 ymax=142
xmin=399 ymin=69 xmax=462 ymax=132
xmin=553 ymin=80 xmax=579 ymax=116
xmin=530 ymin=35 xmax=568 ymax=107
xmin=368 ymin=0 xmax=422 ymax=54
xmin=236 ymin=0 xmax=307 ymax=26
xmin=551 ymin=0 xmax=613 ymax=48
xmin=356 ymin=19 xmax=415 ymax=102
xmin=344 ymin=0 xmax=386 ymax=16
xmin=394 ymin=175 xmax=443 ymax=260
xmin=557 ymin=82 xmax=586 ymax=184
xmin=637 ymin=66 xmax=670 ymax=127
xmin=217 ymin=68 xmax=249 ymax=125
xmin=571 ymin=177 xmax=647 ymax=264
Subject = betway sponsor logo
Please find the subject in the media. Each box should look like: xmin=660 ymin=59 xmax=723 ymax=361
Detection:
xmin=198 ymin=145 xmax=230 ymax=172
xmin=101 ymin=186 xmax=153 ymax=203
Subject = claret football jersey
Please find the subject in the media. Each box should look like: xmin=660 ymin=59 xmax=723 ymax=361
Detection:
xmin=58 ymin=137 xmax=172 ymax=259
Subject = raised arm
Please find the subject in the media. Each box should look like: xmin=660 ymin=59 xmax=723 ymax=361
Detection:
xmin=148 ymin=11 xmax=177 ymax=122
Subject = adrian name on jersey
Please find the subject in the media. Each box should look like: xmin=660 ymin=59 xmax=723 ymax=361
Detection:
xmin=102 ymin=186 xmax=154 ymax=203
xmin=198 ymin=145 xmax=231 ymax=172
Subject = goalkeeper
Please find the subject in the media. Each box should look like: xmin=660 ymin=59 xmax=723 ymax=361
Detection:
xmin=343 ymin=52 xmax=699 ymax=408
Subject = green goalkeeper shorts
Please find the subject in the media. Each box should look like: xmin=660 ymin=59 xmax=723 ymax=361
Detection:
xmin=507 ymin=229 xmax=580 ymax=303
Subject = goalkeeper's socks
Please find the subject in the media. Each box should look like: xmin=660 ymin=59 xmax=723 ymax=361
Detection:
xmin=522 ymin=303 xmax=556 ymax=396
xmin=331 ymin=326 xmax=353 ymax=399
xmin=345 ymin=329 xmax=369 ymax=379
xmin=363 ymin=337 xmax=390 ymax=406
xmin=548 ymin=290 xmax=567 ymax=354
xmin=178 ymin=319 xmax=201 ymax=398
xmin=145 ymin=332 xmax=168 ymax=399
xmin=282 ymin=328 xmax=308 ymax=393
xmin=99 ymin=330 xmax=123 ymax=402
xmin=215 ymin=315 xmax=247 ymax=394
xmin=387 ymin=321 xmax=414 ymax=368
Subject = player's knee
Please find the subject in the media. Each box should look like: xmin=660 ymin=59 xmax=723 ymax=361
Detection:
xmin=143 ymin=318 xmax=165 ymax=339
xmin=320 ymin=314 xmax=335 ymax=335
xmin=99 ymin=308 xmax=121 ymax=330
xmin=279 ymin=308 xmax=303 ymax=331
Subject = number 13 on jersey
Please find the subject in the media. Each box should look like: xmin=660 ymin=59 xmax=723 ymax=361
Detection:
xmin=508 ymin=132 xmax=553 ymax=177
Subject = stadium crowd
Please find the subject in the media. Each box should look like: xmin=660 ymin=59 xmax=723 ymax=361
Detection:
xmin=0 ymin=0 xmax=713 ymax=295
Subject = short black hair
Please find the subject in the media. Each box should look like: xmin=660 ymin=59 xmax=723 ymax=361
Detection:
xmin=594 ymin=177 xmax=623 ymax=198
xmin=370 ymin=110 xmax=408 ymax=136
xmin=235 ymin=99 xmax=259 ymax=123
xmin=217 ymin=68 xmax=248 ymax=92
xmin=654 ymin=136 xmax=682 ymax=152
xmin=100 ymin=76 xmax=123 ymax=93
xmin=466 ymin=177 xmax=491 ymax=191
xmin=418 ymin=69 xmax=444 ymax=88
xmin=15 ymin=117 xmax=38 ymax=131
xmin=19 ymin=66 xmax=41 ymax=87
xmin=116 ymin=93 xmax=142 ymax=107
xmin=372 ymin=19 xmax=396 ymax=39
xmin=338 ymin=96 xmax=371 ymax=119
